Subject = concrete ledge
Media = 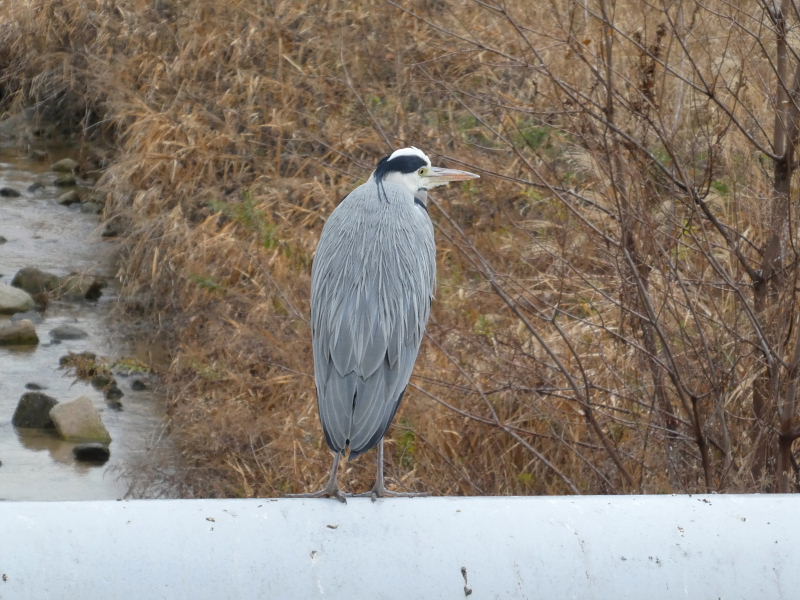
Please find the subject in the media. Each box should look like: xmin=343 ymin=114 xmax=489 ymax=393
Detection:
xmin=1 ymin=495 xmax=797 ymax=599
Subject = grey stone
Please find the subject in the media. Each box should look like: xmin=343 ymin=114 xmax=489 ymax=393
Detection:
xmin=54 ymin=174 xmax=76 ymax=187
xmin=0 ymin=235 xmax=6 ymax=244
xmin=57 ymin=273 xmax=104 ymax=301
xmin=0 ymin=283 xmax=35 ymax=314
xmin=0 ymin=319 xmax=38 ymax=346
xmin=80 ymin=201 xmax=101 ymax=214
xmin=10 ymin=310 xmax=44 ymax=324
xmin=25 ymin=382 xmax=46 ymax=390
xmin=0 ymin=187 xmax=21 ymax=197
xmin=50 ymin=158 xmax=78 ymax=172
xmin=12 ymin=266 xmax=60 ymax=295
xmin=104 ymin=384 xmax=123 ymax=401
xmin=57 ymin=190 xmax=81 ymax=205
xmin=27 ymin=181 xmax=45 ymax=193
xmin=72 ymin=442 xmax=110 ymax=463
xmin=49 ymin=396 xmax=112 ymax=443
xmin=131 ymin=378 xmax=149 ymax=391
xmin=91 ymin=373 xmax=114 ymax=389
xmin=50 ymin=324 xmax=88 ymax=340
xmin=12 ymin=392 xmax=57 ymax=428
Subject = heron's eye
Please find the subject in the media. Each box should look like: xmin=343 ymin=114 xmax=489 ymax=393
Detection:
xmin=418 ymin=167 xmax=425 ymax=175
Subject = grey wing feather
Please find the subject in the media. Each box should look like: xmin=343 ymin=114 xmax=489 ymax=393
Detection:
xmin=311 ymin=180 xmax=435 ymax=456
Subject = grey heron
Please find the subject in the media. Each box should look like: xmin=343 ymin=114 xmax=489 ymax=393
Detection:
xmin=297 ymin=147 xmax=479 ymax=501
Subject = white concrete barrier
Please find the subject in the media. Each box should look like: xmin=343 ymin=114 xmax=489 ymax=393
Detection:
xmin=1 ymin=495 xmax=797 ymax=599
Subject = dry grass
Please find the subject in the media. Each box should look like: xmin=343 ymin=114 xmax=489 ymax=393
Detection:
xmin=1 ymin=0 xmax=798 ymax=496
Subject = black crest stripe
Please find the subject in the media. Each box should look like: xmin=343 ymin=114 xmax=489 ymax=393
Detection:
xmin=374 ymin=155 xmax=428 ymax=181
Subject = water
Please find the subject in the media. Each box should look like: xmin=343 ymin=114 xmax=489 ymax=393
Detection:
xmin=0 ymin=147 xmax=174 ymax=500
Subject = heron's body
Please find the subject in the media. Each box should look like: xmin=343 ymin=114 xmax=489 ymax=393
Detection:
xmin=312 ymin=179 xmax=435 ymax=457
xmin=295 ymin=146 xmax=478 ymax=501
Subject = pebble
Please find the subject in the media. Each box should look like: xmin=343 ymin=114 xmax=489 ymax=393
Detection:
xmin=10 ymin=310 xmax=44 ymax=324
xmin=12 ymin=391 xmax=57 ymax=428
xmin=50 ymin=395 xmax=112 ymax=444
xmin=105 ymin=384 xmax=124 ymax=401
xmin=72 ymin=443 xmax=110 ymax=463
xmin=91 ymin=373 xmax=114 ymax=389
xmin=0 ymin=284 xmax=35 ymax=314
xmin=0 ymin=187 xmax=21 ymax=197
xmin=57 ymin=190 xmax=81 ymax=205
xmin=0 ymin=319 xmax=38 ymax=346
xmin=54 ymin=174 xmax=76 ymax=187
xmin=11 ymin=266 xmax=60 ymax=296
xmin=50 ymin=157 xmax=78 ymax=172
xmin=50 ymin=324 xmax=89 ymax=340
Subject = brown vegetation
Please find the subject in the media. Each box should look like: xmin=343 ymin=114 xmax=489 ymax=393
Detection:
xmin=2 ymin=0 xmax=800 ymax=496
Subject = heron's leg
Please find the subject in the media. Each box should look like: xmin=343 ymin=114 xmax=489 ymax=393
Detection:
xmin=286 ymin=451 xmax=346 ymax=503
xmin=351 ymin=439 xmax=429 ymax=501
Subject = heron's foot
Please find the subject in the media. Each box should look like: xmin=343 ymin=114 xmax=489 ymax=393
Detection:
xmin=286 ymin=485 xmax=347 ymax=503
xmin=350 ymin=483 xmax=429 ymax=502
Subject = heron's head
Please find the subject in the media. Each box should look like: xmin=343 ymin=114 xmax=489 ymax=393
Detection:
xmin=373 ymin=147 xmax=479 ymax=195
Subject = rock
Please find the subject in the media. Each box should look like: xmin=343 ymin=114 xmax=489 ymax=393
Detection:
xmin=49 ymin=396 xmax=112 ymax=443
xmin=12 ymin=392 xmax=57 ymax=428
xmin=0 ymin=320 xmax=38 ymax=346
xmin=101 ymin=219 xmax=124 ymax=237
xmin=29 ymin=149 xmax=49 ymax=161
xmin=106 ymin=397 xmax=123 ymax=411
xmin=0 ymin=187 xmax=21 ymax=197
xmin=72 ymin=442 xmax=110 ymax=463
xmin=86 ymin=190 xmax=106 ymax=205
xmin=51 ymin=158 xmax=78 ymax=172
xmin=105 ymin=384 xmax=123 ymax=401
xmin=50 ymin=324 xmax=88 ymax=340
xmin=57 ymin=273 xmax=104 ymax=301
xmin=60 ymin=350 xmax=97 ymax=368
xmin=25 ymin=382 xmax=46 ymax=390
xmin=12 ymin=266 xmax=61 ymax=296
xmin=10 ymin=310 xmax=44 ymax=324
xmin=57 ymin=190 xmax=81 ymax=205
xmin=0 ymin=235 xmax=6 ymax=244
xmin=80 ymin=201 xmax=101 ymax=214
xmin=27 ymin=181 xmax=45 ymax=193
xmin=54 ymin=174 xmax=76 ymax=187
xmin=0 ymin=283 xmax=35 ymax=314
xmin=90 ymin=372 xmax=114 ymax=389
xmin=131 ymin=378 xmax=148 ymax=391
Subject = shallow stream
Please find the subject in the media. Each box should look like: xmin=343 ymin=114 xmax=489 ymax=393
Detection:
xmin=0 ymin=147 xmax=173 ymax=500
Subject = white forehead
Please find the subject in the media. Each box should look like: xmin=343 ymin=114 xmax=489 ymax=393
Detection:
xmin=388 ymin=146 xmax=431 ymax=166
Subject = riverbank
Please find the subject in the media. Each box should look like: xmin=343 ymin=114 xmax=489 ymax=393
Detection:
xmin=0 ymin=144 xmax=176 ymax=499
